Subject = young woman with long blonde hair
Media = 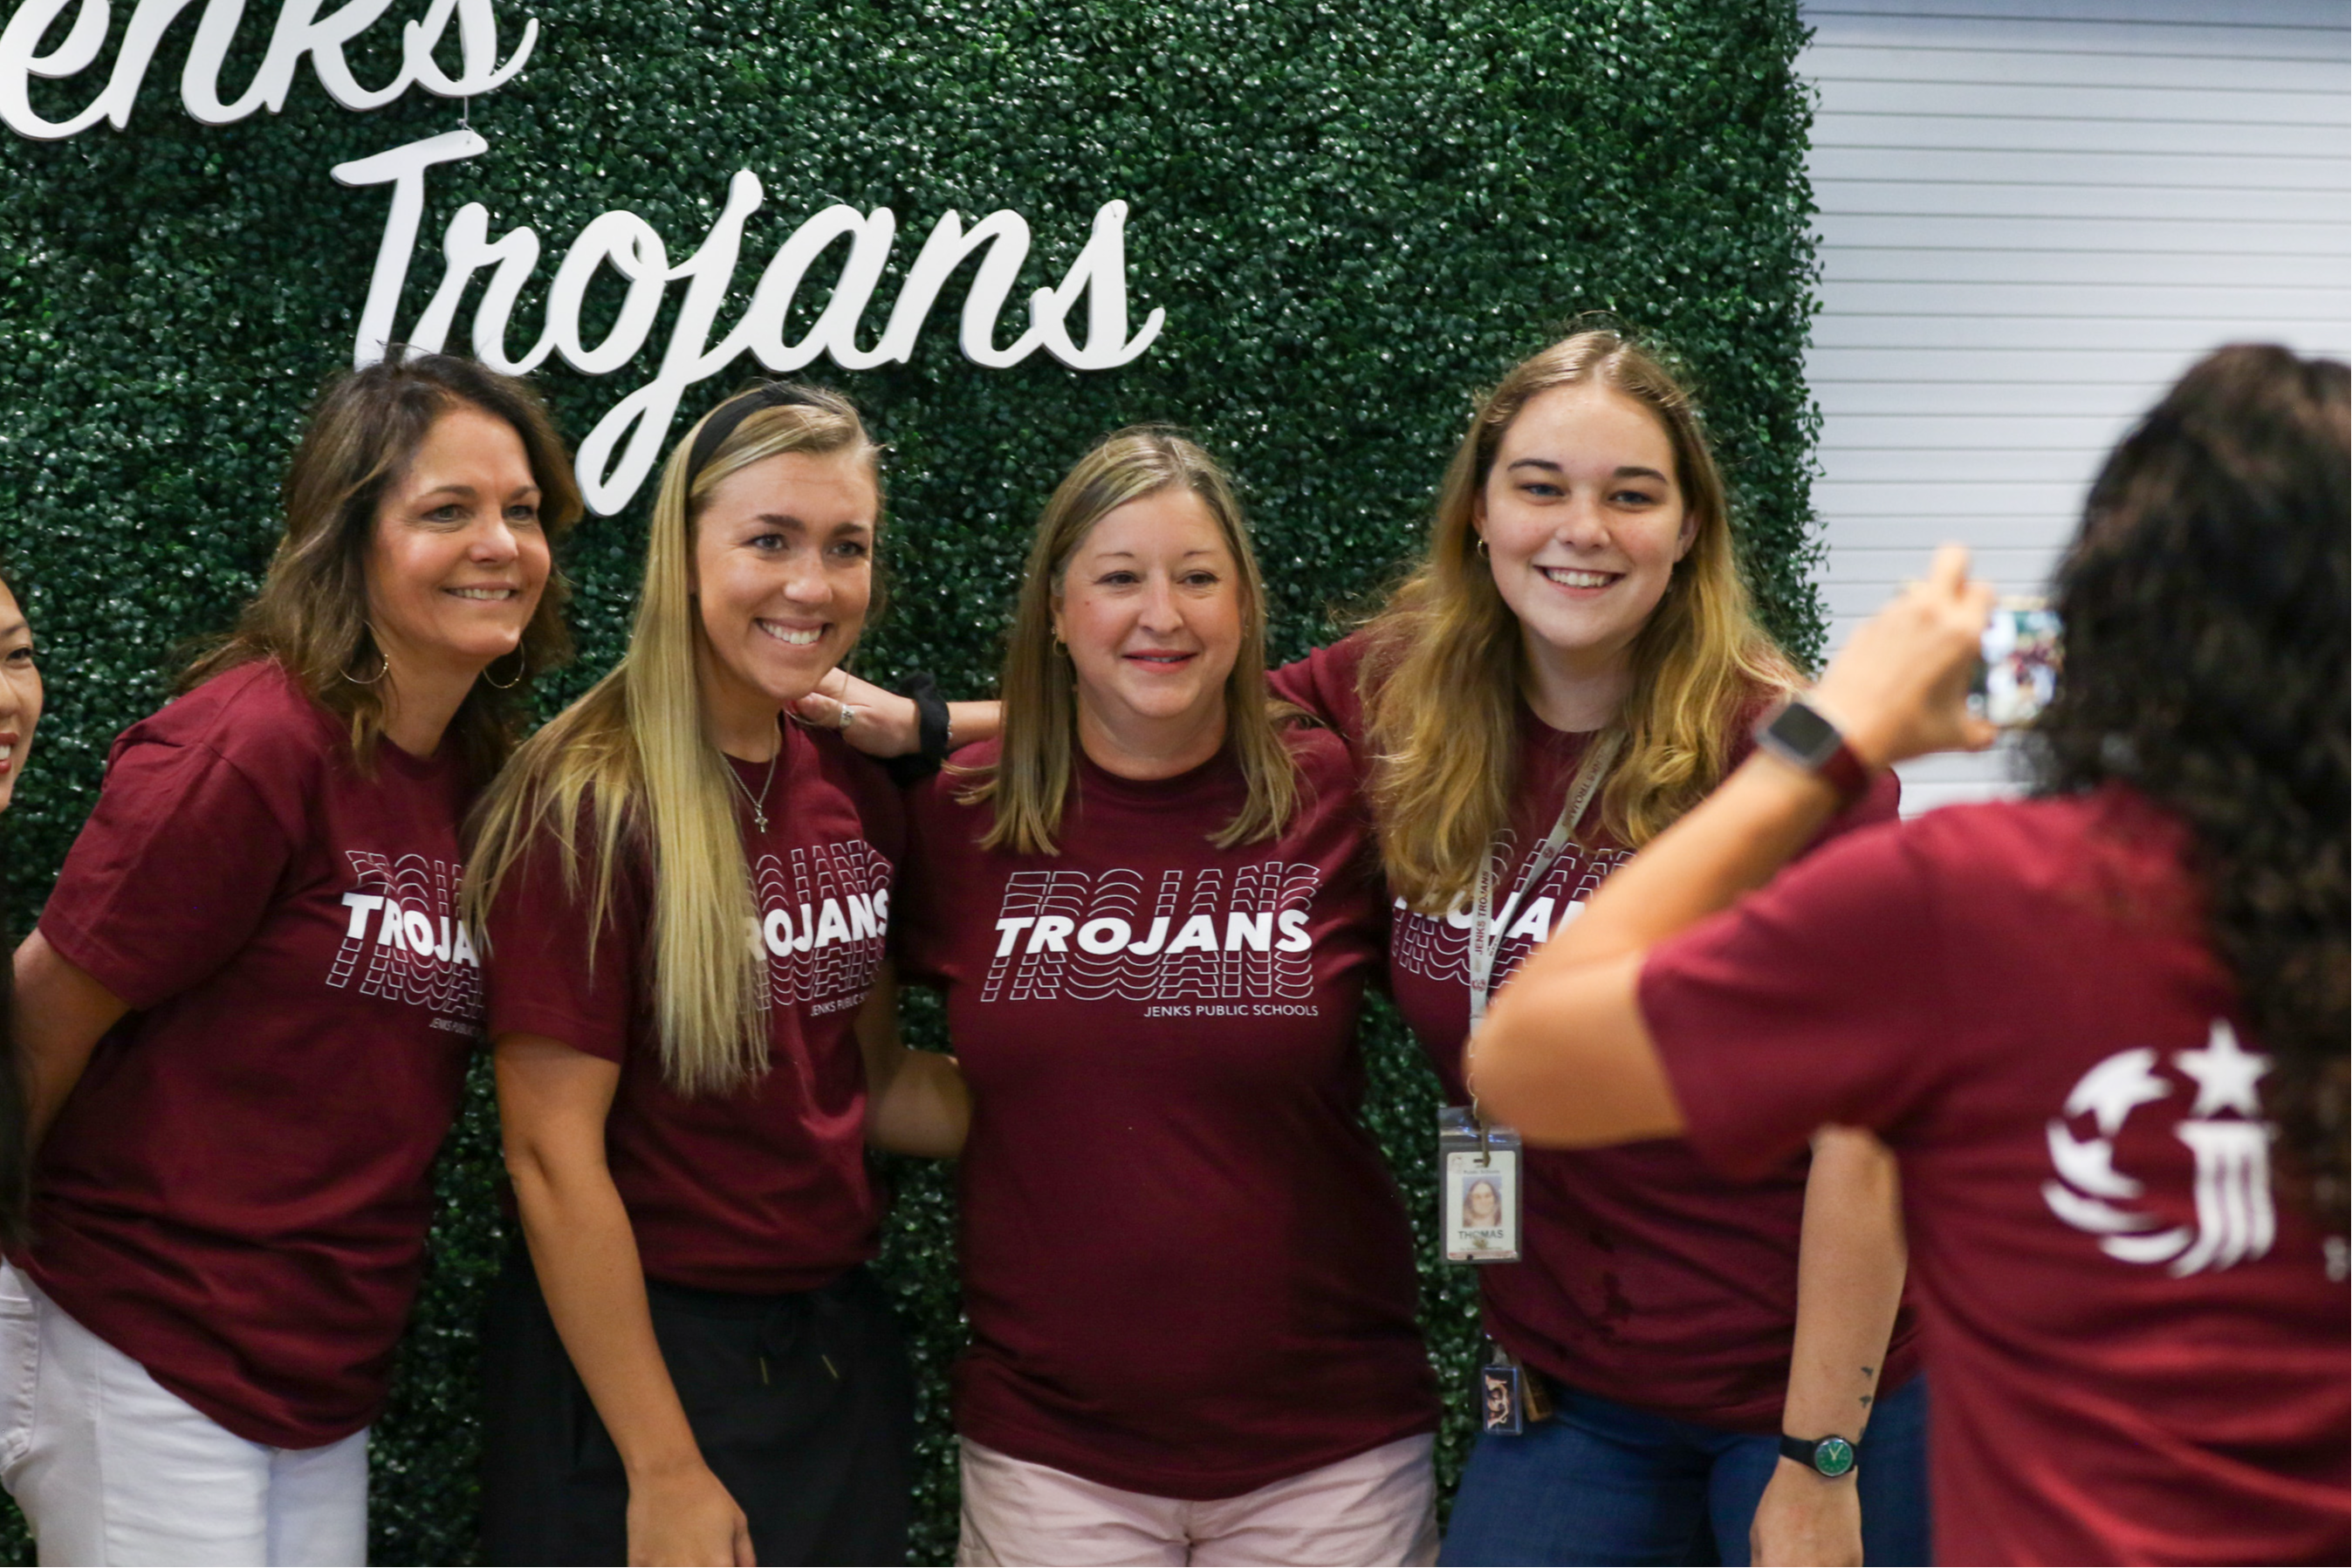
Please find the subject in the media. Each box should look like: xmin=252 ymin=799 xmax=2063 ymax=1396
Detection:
xmin=1267 ymin=329 xmax=1929 ymax=1565
xmin=895 ymin=428 xmax=1442 ymax=1566
xmin=465 ymin=383 xmax=965 ymax=1567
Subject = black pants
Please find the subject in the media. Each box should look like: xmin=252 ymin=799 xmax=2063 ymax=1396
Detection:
xmin=480 ymin=1242 xmax=915 ymax=1566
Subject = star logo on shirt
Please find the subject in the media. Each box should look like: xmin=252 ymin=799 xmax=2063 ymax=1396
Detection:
xmin=2175 ymin=1018 xmax=2269 ymax=1119
xmin=2040 ymin=1019 xmax=2278 ymax=1277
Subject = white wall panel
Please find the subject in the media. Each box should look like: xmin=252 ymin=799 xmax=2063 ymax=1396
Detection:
xmin=1800 ymin=2 xmax=2351 ymax=814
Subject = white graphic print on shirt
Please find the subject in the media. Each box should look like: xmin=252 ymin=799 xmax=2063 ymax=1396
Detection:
xmin=330 ymin=851 xmax=483 ymax=1023
xmin=980 ymin=862 xmax=1322 ymax=1003
xmin=1391 ymin=832 xmax=1631 ymax=989
xmin=753 ymin=839 xmax=893 ymax=1011
xmin=2042 ymin=1019 xmax=2280 ymax=1277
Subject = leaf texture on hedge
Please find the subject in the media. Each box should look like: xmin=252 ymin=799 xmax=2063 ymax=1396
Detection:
xmin=0 ymin=2 xmax=1820 ymax=1560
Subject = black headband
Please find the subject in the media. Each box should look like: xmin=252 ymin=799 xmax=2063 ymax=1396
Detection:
xmin=684 ymin=383 xmax=826 ymax=488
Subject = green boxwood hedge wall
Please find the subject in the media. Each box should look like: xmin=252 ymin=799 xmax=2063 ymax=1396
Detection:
xmin=0 ymin=1 xmax=1821 ymax=1559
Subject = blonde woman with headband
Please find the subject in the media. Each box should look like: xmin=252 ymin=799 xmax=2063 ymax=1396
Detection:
xmin=1266 ymin=330 xmax=1929 ymax=1565
xmin=893 ymin=428 xmax=1442 ymax=1566
xmin=465 ymin=383 xmax=966 ymax=1567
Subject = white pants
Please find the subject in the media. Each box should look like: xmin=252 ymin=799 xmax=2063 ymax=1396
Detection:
xmin=0 ymin=1263 xmax=369 ymax=1566
xmin=958 ymin=1433 xmax=1439 ymax=1567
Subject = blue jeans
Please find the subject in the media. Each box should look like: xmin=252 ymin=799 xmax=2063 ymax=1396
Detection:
xmin=1438 ymin=1374 xmax=1930 ymax=1566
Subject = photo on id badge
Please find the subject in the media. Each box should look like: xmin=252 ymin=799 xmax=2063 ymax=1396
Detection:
xmin=1444 ymin=1151 xmax=1519 ymax=1261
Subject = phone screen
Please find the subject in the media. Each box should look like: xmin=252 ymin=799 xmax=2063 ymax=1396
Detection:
xmin=1970 ymin=599 xmax=2062 ymax=728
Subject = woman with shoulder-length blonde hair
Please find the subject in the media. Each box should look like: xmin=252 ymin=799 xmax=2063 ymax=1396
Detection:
xmin=1269 ymin=327 xmax=1930 ymax=1566
xmin=894 ymin=427 xmax=1443 ymax=1566
xmin=466 ymin=382 xmax=966 ymax=1568
xmin=5 ymin=352 xmax=573 ymax=1565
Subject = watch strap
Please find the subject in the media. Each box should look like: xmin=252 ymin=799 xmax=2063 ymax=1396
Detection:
xmin=1755 ymin=699 xmax=1873 ymax=807
xmin=1779 ymin=1433 xmax=1858 ymax=1477
xmin=1814 ymin=734 xmax=1869 ymax=805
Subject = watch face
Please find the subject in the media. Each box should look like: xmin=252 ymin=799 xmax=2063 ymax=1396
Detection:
xmin=1767 ymin=701 xmax=1841 ymax=764
xmin=1814 ymin=1436 xmax=1856 ymax=1477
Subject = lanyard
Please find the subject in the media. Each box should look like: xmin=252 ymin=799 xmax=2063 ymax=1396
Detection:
xmin=1465 ymin=730 xmax=1622 ymax=1034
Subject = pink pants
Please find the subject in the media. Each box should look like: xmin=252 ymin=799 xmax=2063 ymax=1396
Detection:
xmin=957 ymin=1433 xmax=1439 ymax=1567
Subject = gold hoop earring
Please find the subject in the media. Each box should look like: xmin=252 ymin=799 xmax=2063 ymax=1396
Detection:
xmin=1474 ymin=536 xmax=1490 ymax=559
xmin=345 ymin=629 xmax=389 ymax=686
xmin=481 ymin=651 xmax=526 ymax=690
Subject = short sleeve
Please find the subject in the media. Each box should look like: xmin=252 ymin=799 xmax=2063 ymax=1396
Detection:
xmin=889 ymin=773 xmax=961 ymax=987
xmin=1267 ymin=637 xmax=1368 ymax=741
xmin=39 ymin=741 xmax=301 ymax=1010
xmin=1638 ymin=819 xmax=1944 ymax=1180
xmin=835 ymin=745 xmax=908 ymax=866
xmin=483 ymin=827 xmax=645 ymax=1062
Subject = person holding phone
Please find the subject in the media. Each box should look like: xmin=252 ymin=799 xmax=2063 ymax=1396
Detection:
xmin=467 ymin=383 xmax=965 ymax=1568
xmin=3 ymin=353 xmax=574 ymax=1565
xmin=895 ymin=428 xmax=1442 ymax=1567
xmin=1475 ymin=344 xmax=2349 ymax=1566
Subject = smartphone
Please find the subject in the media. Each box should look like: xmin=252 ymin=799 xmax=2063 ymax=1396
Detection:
xmin=1970 ymin=598 xmax=2061 ymax=728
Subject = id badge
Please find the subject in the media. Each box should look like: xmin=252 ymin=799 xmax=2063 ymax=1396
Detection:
xmin=1438 ymin=1106 xmax=1521 ymax=1263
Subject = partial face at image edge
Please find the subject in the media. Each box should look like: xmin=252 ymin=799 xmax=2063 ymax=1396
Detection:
xmin=0 ymin=577 xmax=41 ymax=811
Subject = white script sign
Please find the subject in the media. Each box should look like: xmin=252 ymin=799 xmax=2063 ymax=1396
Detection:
xmin=0 ymin=0 xmax=1166 ymax=512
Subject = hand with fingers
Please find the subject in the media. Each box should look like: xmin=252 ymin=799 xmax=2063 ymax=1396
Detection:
xmin=627 ymin=1461 xmax=756 ymax=1567
xmin=1810 ymin=544 xmax=2001 ymax=771
xmin=1751 ymin=1459 xmax=1862 ymax=1567
xmin=790 ymin=668 xmax=921 ymax=757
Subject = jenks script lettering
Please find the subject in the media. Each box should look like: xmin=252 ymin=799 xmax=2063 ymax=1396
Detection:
xmin=0 ymin=0 xmax=1168 ymax=516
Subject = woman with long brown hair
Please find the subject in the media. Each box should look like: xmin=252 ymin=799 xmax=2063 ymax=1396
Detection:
xmin=3 ymin=352 xmax=574 ymax=1565
xmin=1477 ymin=343 xmax=2349 ymax=1566
xmin=1268 ymin=328 xmax=1928 ymax=1564
xmin=895 ymin=428 xmax=1442 ymax=1566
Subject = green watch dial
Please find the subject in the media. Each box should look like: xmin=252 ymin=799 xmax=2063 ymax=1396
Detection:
xmin=1813 ymin=1436 xmax=1856 ymax=1477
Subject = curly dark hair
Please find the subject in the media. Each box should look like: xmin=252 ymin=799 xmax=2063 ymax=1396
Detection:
xmin=2030 ymin=343 xmax=2349 ymax=1231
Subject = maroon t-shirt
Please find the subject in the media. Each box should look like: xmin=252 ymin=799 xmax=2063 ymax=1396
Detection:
xmin=1643 ymin=787 xmax=2349 ymax=1566
xmin=483 ymin=724 xmax=902 ymax=1293
xmin=1272 ymin=634 xmax=1917 ymax=1429
xmin=24 ymin=661 xmax=480 ymax=1448
xmin=896 ymin=731 xmax=1440 ymax=1500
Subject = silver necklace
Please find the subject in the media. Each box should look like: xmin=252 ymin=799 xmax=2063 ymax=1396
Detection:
xmin=724 ymin=744 xmax=781 ymax=834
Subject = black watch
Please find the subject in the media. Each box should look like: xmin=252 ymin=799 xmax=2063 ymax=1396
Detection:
xmin=1779 ymin=1432 xmax=1857 ymax=1477
xmin=1754 ymin=699 xmax=1871 ymax=805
